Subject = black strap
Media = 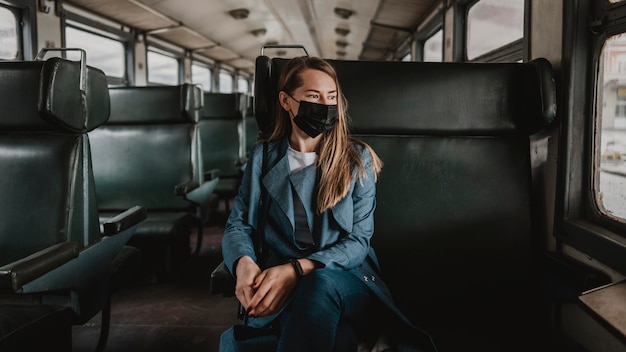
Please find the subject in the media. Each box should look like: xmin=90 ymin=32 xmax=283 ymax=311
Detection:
xmin=241 ymin=141 xmax=270 ymax=324
xmin=254 ymin=141 xmax=269 ymax=260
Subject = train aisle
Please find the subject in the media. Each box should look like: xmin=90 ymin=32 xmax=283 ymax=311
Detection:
xmin=72 ymin=207 xmax=239 ymax=352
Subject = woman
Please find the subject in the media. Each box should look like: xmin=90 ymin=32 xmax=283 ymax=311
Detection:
xmin=220 ymin=56 xmax=436 ymax=352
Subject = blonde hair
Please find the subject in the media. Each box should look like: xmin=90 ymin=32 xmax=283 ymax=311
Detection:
xmin=267 ymin=56 xmax=382 ymax=213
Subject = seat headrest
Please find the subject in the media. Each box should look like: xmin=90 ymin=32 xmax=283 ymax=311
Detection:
xmin=200 ymin=93 xmax=246 ymax=120
xmin=0 ymin=58 xmax=110 ymax=132
xmin=108 ymin=84 xmax=201 ymax=124
xmin=254 ymin=56 xmax=557 ymax=136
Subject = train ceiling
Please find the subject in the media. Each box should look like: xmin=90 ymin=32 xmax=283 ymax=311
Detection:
xmin=64 ymin=0 xmax=441 ymax=74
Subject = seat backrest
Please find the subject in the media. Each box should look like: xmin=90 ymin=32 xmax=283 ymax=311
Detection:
xmin=244 ymin=95 xmax=259 ymax=154
xmin=89 ymin=84 xmax=203 ymax=212
xmin=254 ymin=56 xmax=557 ymax=335
xmin=0 ymin=58 xmax=110 ymax=265
xmin=199 ymin=92 xmax=247 ymax=176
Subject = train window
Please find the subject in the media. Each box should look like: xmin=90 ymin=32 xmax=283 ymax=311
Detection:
xmin=65 ymin=26 xmax=125 ymax=79
xmin=424 ymin=29 xmax=443 ymax=62
xmin=147 ymin=49 xmax=179 ymax=85
xmin=219 ymin=69 xmax=233 ymax=93
xmin=0 ymin=5 xmax=19 ymax=60
xmin=466 ymin=0 xmax=524 ymax=61
xmin=237 ymin=77 xmax=249 ymax=94
xmin=595 ymin=33 xmax=626 ymax=221
xmin=192 ymin=63 xmax=212 ymax=92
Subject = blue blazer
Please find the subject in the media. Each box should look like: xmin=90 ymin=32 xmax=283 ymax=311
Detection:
xmin=222 ymin=137 xmax=436 ymax=351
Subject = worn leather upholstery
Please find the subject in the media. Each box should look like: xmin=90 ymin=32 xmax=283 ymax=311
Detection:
xmin=199 ymin=92 xmax=248 ymax=212
xmin=254 ymin=56 xmax=563 ymax=351
xmin=0 ymin=57 xmax=144 ymax=349
xmin=89 ymin=84 xmax=219 ymax=277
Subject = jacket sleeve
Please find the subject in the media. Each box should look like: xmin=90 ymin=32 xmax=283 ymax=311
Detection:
xmin=307 ymin=145 xmax=377 ymax=270
xmin=221 ymin=142 xmax=264 ymax=275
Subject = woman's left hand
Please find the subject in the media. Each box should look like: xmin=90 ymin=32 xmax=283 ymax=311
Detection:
xmin=245 ymin=263 xmax=299 ymax=317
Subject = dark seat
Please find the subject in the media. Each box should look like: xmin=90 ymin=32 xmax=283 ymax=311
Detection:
xmin=0 ymin=55 xmax=145 ymax=350
xmin=243 ymin=95 xmax=260 ymax=155
xmin=89 ymin=84 xmax=219 ymax=279
xmin=253 ymin=56 xmax=571 ymax=351
xmin=199 ymin=92 xmax=248 ymax=213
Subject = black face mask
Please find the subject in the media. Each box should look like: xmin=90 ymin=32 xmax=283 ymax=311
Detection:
xmin=288 ymin=96 xmax=339 ymax=138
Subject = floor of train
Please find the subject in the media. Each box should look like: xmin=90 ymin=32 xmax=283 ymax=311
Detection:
xmin=72 ymin=206 xmax=239 ymax=352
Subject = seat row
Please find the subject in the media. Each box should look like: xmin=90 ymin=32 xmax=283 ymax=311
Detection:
xmin=0 ymin=55 xmax=146 ymax=350
xmin=0 ymin=53 xmax=253 ymax=350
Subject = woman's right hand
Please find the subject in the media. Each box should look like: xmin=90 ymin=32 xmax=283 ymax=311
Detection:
xmin=234 ymin=256 xmax=262 ymax=309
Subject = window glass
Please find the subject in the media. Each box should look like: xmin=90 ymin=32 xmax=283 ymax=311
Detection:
xmin=596 ymin=33 xmax=626 ymax=221
xmin=237 ymin=77 xmax=249 ymax=93
xmin=148 ymin=50 xmax=179 ymax=85
xmin=65 ymin=26 xmax=125 ymax=78
xmin=219 ymin=70 xmax=233 ymax=93
xmin=466 ymin=0 xmax=524 ymax=60
xmin=0 ymin=6 xmax=19 ymax=60
xmin=401 ymin=52 xmax=411 ymax=61
xmin=424 ymin=29 xmax=443 ymax=62
xmin=192 ymin=63 xmax=212 ymax=91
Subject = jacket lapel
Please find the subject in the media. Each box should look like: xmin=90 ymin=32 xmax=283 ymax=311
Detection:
xmin=263 ymin=154 xmax=294 ymax=229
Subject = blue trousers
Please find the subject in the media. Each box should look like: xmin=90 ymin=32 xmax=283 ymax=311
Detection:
xmin=219 ymin=268 xmax=373 ymax=352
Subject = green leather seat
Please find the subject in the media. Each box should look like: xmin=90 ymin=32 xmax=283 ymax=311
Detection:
xmin=199 ymin=92 xmax=248 ymax=212
xmin=253 ymin=56 xmax=569 ymax=351
xmin=0 ymin=56 xmax=145 ymax=349
xmin=89 ymin=84 xmax=219 ymax=279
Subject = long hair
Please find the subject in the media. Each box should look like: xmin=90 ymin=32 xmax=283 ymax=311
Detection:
xmin=267 ymin=56 xmax=382 ymax=213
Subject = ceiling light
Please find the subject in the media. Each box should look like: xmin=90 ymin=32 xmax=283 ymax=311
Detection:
xmin=276 ymin=50 xmax=287 ymax=56
xmin=335 ymin=40 xmax=348 ymax=48
xmin=336 ymin=50 xmax=346 ymax=57
xmin=335 ymin=27 xmax=350 ymax=36
xmin=265 ymin=40 xmax=279 ymax=46
xmin=228 ymin=8 xmax=249 ymax=20
xmin=251 ymin=28 xmax=266 ymax=37
xmin=334 ymin=7 xmax=354 ymax=19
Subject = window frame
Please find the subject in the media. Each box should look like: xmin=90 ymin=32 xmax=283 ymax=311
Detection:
xmin=61 ymin=8 xmax=133 ymax=86
xmin=191 ymin=59 xmax=214 ymax=92
xmin=412 ymin=6 xmax=444 ymax=62
xmin=422 ymin=27 xmax=444 ymax=62
xmin=557 ymin=0 xmax=626 ymax=276
xmin=218 ymin=67 xmax=234 ymax=93
xmin=237 ymin=75 xmax=250 ymax=94
xmin=1 ymin=0 xmax=36 ymax=60
xmin=0 ymin=3 xmax=21 ymax=60
xmin=146 ymin=40 xmax=183 ymax=86
xmin=456 ymin=0 xmax=529 ymax=63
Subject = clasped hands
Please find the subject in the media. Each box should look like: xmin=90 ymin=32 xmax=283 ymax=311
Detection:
xmin=234 ymin=256 xmax=300 ymax=317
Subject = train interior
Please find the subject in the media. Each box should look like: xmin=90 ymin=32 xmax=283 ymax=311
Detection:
xmin=2 ymin=1 xmax=626 ymax=352
xmin=0 ymin=51 xmax=604 ymax=352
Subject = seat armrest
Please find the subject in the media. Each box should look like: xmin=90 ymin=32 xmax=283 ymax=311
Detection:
xmin=185 ymin=178 xmax=219 ymax=206
xmin=205 ymin=168 xmax=221 ymax=180
xmin=175 ymin=180 xmax=200 ymax=196
xmin=0 ymin=242 xmax=79 ymax=292
xmin=235 ymin=157 xmax=248 ymax=167
xmin=102 ymin=205 xmax=147 ymax=236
